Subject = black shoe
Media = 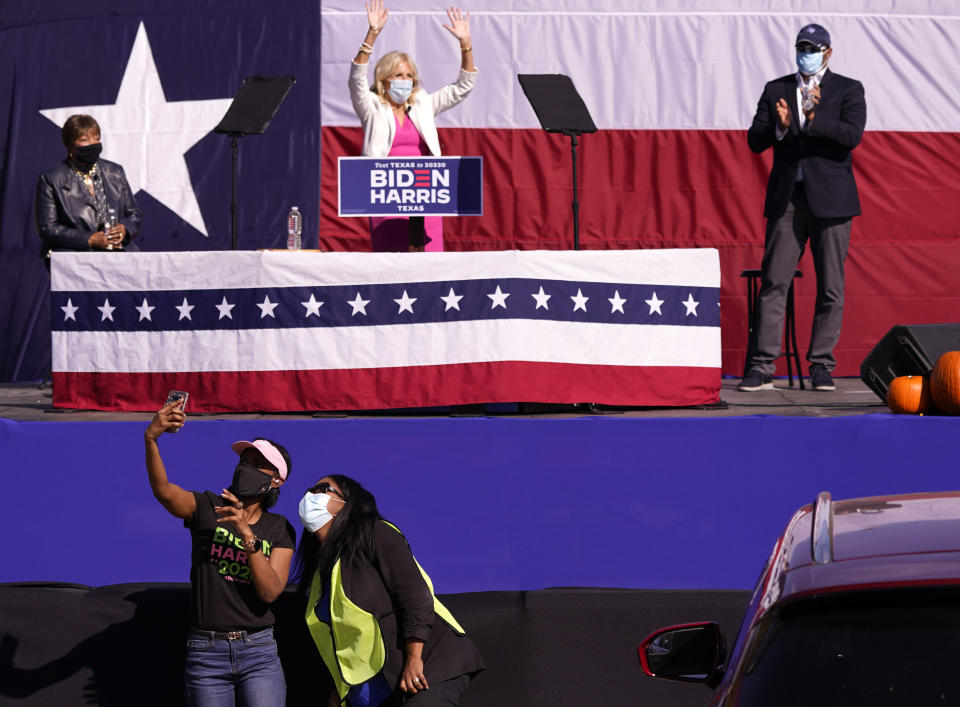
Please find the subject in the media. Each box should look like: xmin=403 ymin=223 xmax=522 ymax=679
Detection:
xmin=810 ymin=365 xmax=836 ymax=391
xmin=738 ymin=370 xmax=774 ymax=391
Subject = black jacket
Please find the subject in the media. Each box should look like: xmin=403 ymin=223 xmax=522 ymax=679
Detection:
xmin=747 ymin=69 xmax=866 ymax=219
xmin=338 ymin=521 xmax=484 ymax=689
xmin=35 ymin=158 xmax=143 ymax=257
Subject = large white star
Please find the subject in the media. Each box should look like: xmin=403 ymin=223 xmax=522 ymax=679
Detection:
xmin=394 ymin=290 xmax=417 ymax=314
xmin=39 ymin=23 xmax=232 ymax=236
xmin=531 ymin=286 xmax=551 ymax=310
xmin=61 ymin=298 xmax=78 ymax=321
xmin=682 ymin=294 xmax=700 ymax=317
xmin=487 ymin=285 xmax=510 ymax=310
xmin=645 ymin=292 xmax=665 ymax=315
xmin=440 ymin=287 xmax=463 ymax=312
xmin=570 ymin=288 xmax=589 ymax=312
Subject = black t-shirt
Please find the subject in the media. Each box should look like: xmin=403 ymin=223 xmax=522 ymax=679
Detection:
xmin=186 ymin=491 xmax=296 ymax=631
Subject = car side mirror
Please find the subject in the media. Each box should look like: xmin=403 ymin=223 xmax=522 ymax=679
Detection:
xmin=638 ymin=622 xmax=726 ymax=686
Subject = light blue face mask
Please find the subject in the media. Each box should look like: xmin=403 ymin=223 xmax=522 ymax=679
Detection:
xmin=796 ymin=49 xmax=825 ymax=76
xmin=387 ymin=79 xmax=413 ymax=105
xmin=299 ymin=491 xmax=337 ymax=533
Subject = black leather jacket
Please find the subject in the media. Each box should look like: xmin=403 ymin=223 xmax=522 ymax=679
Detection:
xmin=35 ymin=158 xmax=143 ymax=256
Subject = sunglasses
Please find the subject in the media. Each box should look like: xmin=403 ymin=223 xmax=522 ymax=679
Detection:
xmin=796 ymin=43 xmax=824 ymax=54
xmin=308 ymin=481 xmax=346 ymax=500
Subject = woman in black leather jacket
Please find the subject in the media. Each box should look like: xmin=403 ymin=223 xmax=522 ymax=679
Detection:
xmin=35 ymin=113 xmax=142 ymax=258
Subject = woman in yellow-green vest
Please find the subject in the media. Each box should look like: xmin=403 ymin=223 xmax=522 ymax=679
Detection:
xmin=294 ymin=475 xmax=484 ymax=706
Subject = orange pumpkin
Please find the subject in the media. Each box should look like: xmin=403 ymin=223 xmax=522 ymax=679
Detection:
xmin=886 ymin=375 xmax=932 ymax=415
xmin=930 ymin=351 xmax=960 ymax=415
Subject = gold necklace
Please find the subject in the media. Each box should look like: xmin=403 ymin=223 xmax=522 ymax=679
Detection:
xmin=71 ymin=162 xmax=98 ymax=188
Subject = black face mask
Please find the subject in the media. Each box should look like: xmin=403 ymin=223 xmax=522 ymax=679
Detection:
xmin=228 ymin=462 xmax=274 ymax=499
xmin=73 ymin=142 xmax=102 ymax=166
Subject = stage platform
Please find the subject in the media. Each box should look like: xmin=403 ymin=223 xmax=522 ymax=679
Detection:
xmin=0 ymin=376 xmax=886 ymax=421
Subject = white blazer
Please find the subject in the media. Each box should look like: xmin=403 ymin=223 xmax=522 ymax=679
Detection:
xmin=348 ymin=60 xmax=477 ymax=157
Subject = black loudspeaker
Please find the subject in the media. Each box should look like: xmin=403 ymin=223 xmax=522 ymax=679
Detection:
xmin=860 ymin=324 xmax=960 ymax=401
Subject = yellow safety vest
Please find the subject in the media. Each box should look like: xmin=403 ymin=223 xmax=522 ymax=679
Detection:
xmin=305 ymin=521 xmax=466 ymax=704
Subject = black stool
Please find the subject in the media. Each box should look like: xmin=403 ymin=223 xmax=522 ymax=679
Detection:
xmin=741 ymin=269 xmax=804 ymax=389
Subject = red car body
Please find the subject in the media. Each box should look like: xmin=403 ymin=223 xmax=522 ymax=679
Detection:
xmin=640 ymin=491 xmax=960 ymax=705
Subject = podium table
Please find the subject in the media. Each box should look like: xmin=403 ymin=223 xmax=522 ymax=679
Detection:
xmin=50 ymin=249 xmax=721 ymax=412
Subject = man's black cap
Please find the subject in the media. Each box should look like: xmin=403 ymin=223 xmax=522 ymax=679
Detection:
xmin=796 ymin=23 xmax=831 ymax=48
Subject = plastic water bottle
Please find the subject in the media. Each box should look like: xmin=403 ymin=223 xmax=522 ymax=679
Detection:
xmin=105 ymin=207 xmax=118 ymax=250
xmin=287 ymin=206 xmax=302 ymax=250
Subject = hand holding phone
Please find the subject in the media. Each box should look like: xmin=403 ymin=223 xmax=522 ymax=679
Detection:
xmin=163 ymin=390 xmax=189 ymax=432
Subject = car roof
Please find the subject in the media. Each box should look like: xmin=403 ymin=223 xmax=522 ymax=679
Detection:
xmin=760 ymin=491 xmax=960 ymax=606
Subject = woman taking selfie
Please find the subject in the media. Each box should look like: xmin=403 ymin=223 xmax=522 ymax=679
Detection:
xmin=350 ymin=2 xmax=477 ymax=252
xmin=295 ymin=475 xmax=483 ymax=706
xmin=144 ymin=400 xmax=297 ymax=706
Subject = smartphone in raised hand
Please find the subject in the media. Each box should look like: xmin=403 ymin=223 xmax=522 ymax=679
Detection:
xmin=164 ymin=390 xmax=189 ymax=432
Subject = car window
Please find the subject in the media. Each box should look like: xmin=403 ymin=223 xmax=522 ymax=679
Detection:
xmin=734 ymin=587 xmax=960 ymax=706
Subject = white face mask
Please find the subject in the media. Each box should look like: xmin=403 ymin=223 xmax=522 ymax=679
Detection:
xmin=387 ymin=79 xmax=413 ymax=105
xmin=299 ymin=491 xmax=338 ymax=532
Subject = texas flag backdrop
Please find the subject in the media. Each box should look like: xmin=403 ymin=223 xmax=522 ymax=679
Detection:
xmin=0 ymin=1 xmax=319 ymax=382
xmin=320 ymin=0 xmax=960 ymax=376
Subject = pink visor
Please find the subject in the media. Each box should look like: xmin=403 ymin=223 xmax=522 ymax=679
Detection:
xmin=231 ymin=440 xmax=288 ymax=481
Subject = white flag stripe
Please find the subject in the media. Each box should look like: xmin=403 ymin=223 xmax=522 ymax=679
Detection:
xmin=53 ymin=320 xmax=721 ymax=372
xmin=50 ymin=249 xmax=720 ymax=292
xmin=321 ymin=5 xmax=960 ymax=132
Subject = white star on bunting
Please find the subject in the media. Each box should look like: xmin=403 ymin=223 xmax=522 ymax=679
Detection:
xmin=39 ymin=23 xmax=232 ymax=235
xmin=348 ymin=292 xmax=370 ymax=316
xmin=531 ymin=286 xmax=551 ymax=310
xmin=394 ymin=290 xmax=417 ymax=314
xmin=98 ymin=298 xmax=116 ymax=321
xmin=487 ymin=285 xmax=510 ymax=310
xmin=61 ymin=298 xmax=78 ymax=321
xmin=215 ymin=296 xmax=235 ymax=320
xmin=570 ymin=289 xmax=589 ymax=312
xmin=440 ymin=287 xmax=463 ymax=312
xmin=135 ymin=297 xmax=155 ymax=321
xmin=301 ymin=294 xmax=324 ymax=318
xmin=645 ymin=292 xmax=665 ymax=315
xmin=608 ymin=290 xmax=627 ymax=314
xmin=175 ymin=297 xmax=195 ymax=321
xmin=682 ymin=294 xmax=700 ymax=316
xmin=257 ymin=295 xmax=279 ymax=319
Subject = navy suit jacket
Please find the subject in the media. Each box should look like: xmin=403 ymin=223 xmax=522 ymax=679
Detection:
xmin=747 ymin=69 xmax=866 ymax=219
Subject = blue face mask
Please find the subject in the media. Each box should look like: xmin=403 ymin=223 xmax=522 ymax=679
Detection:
xmin=387 ymin=79 xmax=413 ymax=105
xmin=299 ymin=491 xmax=337 ymax=533
xmin=796 ymin=50 xmax=825 ymax=76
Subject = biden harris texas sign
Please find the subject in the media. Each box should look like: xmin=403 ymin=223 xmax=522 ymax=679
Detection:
xmin=337 ymin=156 xmax=482 ymax=217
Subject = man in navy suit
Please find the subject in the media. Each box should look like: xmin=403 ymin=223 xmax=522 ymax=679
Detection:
xmin=739 ymin=23 xmax=867 ymax=392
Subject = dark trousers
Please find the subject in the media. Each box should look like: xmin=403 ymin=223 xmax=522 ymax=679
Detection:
xmin=380 ymin=674 xmax=471 ymax=707
xmin=749 ymin=183 xmax=852 ymax=376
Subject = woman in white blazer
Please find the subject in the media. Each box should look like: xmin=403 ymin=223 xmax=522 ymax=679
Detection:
xmin=350 ymin=1 xmax=477 ymax=252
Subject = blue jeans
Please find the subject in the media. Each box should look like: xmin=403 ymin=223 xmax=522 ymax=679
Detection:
xmin=184 ymin=627 xmax=286 ymax=707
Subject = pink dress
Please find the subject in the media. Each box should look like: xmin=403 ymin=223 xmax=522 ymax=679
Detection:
xmin=369 ymin=114 xmax=443 ymax=252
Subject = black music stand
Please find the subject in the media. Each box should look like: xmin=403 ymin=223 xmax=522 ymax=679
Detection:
xmin=214 ymin=75 xmax=296 ymax=250
xmin=518 ymin=74 xmax=597 ymax=250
